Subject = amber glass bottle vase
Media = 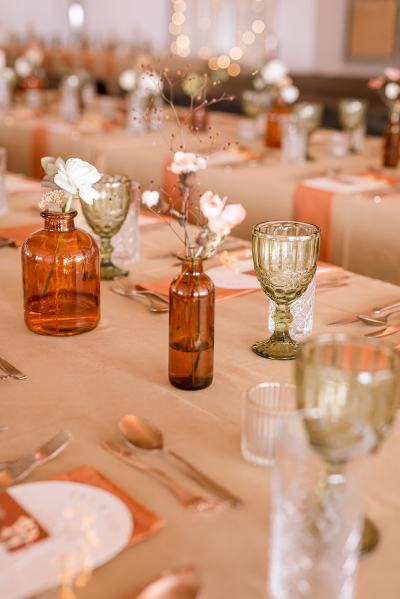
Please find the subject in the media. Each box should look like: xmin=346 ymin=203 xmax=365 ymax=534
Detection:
xmin=169 ymin=257 xmax=215 ymax=390
xmin=383 ymin=111 xmax=400 ymax=168
xmin=22 ymin=211 xmax=100 ymax=336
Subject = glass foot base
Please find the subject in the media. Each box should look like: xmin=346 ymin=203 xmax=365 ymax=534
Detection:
xmin=100 ymin=262 xmax=129 ymax=281
xmin=251 ymin=337 xmax=298 ymax=360
xmin=361 ymin=517 xmax=379 ymax=555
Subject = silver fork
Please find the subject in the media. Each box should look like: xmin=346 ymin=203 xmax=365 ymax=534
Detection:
xmin=103 ymin=441 xmax=224 ymax=512
xmin=0 ymin=455 xmax=38 ymax=490
xmin=0 ymin=431 xmax=73 ymax=475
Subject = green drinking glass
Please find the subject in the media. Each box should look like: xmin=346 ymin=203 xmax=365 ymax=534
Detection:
xmin=81 ymin=174 xmax=131 ymax=280
xmin=294 ymin=102 xmax=323 ymax=160
xmin=338 ymin=98 xmax=367 ymax=153
xmin=296 ymin=333 xmax=400 ymax=554
xmin=252 ymin=221 xmax=320 ymax=360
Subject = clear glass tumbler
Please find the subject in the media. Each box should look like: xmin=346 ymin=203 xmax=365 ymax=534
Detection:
xmin=112 ymin=181 xmax=140 ymax=266
xmin=241 ymin=382 xmax=296 ymax=467
xmin=0 ymin=147 xmax=7 ymax=216
xmin=269 ymin=411 xmax=367 ymax=599
xmin=280 ymin=114 xmax=307 ymax=165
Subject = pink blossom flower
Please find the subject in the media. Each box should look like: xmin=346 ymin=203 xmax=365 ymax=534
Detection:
xmin=368 ymin=77 xmax=384 ymax=90
xmin=384 ymin=67 xmax=400 ymax=81
xmin=219 ymin=203 xmax=246 ymax=228
xmin=169 ymin=151 xmax=206 ymax=175
xmin=200 ymin=191 xmax=224 ymax=219
xmin=208 ymin=218 xmax=231 ymax=237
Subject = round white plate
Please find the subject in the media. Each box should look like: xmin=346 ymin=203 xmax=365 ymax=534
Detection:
xmin=0 ymin=480 xmax=133 ymax=599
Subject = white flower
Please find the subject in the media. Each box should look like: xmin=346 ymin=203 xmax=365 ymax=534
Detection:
xmin=14 ymin=57 xmax=32 ymax=78
xmin=0 ymin=50 xmax=5 ymax=72
xmin=169 ymin=151 xmax=207 ymax=175
xmin=261 ymin=59 xmax=288 ymax=85
xmin=200 ymin=191 xmax=224 ymax=219
xmin=385 ymin=82 xmax=400 ymax=100
xmin=137 ymin=71 xmax=163 ymax=96
xmin=280 ymin=84 xmax=300 ymax=104
xmin=142 ymin=190 xmax=160 ymax=208
xmin=25 ymin=46 xmax=44 ymax=68
xmin=384 ymin=67 xmax=400 ymax=81
xmin=54 ymin=158 xmax=103 ymax=205
xmin=119 ymin=69 xmax=137 ymax=91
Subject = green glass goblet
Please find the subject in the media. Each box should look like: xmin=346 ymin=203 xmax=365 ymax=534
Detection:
xmin=296 ymin=333 xmax=400 ymax=554
xmin=294 ymin=102 xmax=323 ymax=160
xmin=252 ymin=221 xmax=320 ymax=360
xmin=81 ymin=174 xmax=131 ymax=280
xmin=338 ymin=98 xmax=367 ymax=154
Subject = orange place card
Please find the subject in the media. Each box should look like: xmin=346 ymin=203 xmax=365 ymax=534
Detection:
xmin=0 ymin=492 xmax=49 ymax=552
xmin=54 ymin=466 xmax=165 ymax=547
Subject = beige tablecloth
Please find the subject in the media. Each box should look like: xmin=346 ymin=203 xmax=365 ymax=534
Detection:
xmin=3 ymin=104 xmax=400 ymax=284
xmin=1 ymin=190 xmax=400 ymax=598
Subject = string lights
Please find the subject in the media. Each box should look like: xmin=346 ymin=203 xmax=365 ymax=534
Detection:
xmin=168 ymin=0 xmax=269 ymax=78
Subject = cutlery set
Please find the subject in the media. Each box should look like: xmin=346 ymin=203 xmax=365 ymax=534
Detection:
xmin=103 ymin=414 xmax=242 ymax=512
xmin=328 ymin=298 xmax=400 ymax=339
xmin=111 ymin=285 xmax=169 ymax=313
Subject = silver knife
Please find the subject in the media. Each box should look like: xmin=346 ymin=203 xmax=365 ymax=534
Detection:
xmin=0 ymin=356 xmax=27 ymax=380
xmin=365 ymin=326 xmax=400 ymax=339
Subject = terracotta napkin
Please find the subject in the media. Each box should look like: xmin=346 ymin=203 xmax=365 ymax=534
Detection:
xmin=53 ymin=465 xmax=165 ymax=547
xmin=135 ymin=277 xmax=259 ymax=302
xmin=0 ymin=223 xmax=41 ymax=247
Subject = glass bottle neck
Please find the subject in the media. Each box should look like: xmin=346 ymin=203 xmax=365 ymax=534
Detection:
xmin=42 ymin=211 xmax=77 ymax=232
xmin=181 ymin=257 xmax=203 ymax=274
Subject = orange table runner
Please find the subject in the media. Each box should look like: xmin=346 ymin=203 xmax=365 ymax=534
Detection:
xmin=294 ymin=183 xmax=333 ymax=262
xmin=293 ymin=173 xmax=400 ymax=262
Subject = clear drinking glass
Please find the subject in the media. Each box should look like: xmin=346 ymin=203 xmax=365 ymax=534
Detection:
xmin=81 ymin=174 xmax=131 ymax=280
xmin=241 ymin=382 xmax=296 ymax=467
xmin=294 ymin=102 xmax=323 ymax=160
xmin=280 ymin=114 xmax=307 ymax=165
xmin=0 ymin=147 xmax=7 ymax=216
xmin=268 ymin=276 xmax=316 ymax=337
xmin=296 ymin=334 xmax=400 ymax=554
xmin=112 ymin=182 xmax=140 ymax=265
xmin=338 ymin=99 xmax=367 ymax=154
xmin=269 ymin=410 xmax=370 ymax=599
xmin=252 ymin=221 xmax=320 ymax=360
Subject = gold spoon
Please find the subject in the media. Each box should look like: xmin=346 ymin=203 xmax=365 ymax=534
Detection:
xmin=129 ymin=565 xmax=201 ymax=599
xmin=118 ymin=414 xmax=242 ymax=508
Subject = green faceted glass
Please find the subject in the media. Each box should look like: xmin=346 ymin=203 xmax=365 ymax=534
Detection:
xmin=294 ymin=102 xmax=323 ymax=160
xmin=296 ymin=334 xmax=400 ymax=554
xmin=338 ymin=98 xmax=367 ymax=153
xmin=252 ymin=221 xmax=320 ymax=360
xmin=81 ymin=174 xmax=131 ymax=280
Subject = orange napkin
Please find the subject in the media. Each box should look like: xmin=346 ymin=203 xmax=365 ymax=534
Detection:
xmin=0 ymin=223 xmax=41 ymax=246
xmin=134 ymin=277 xmax=259 ymax=303
xmin=54 ymin=465 xmax=165 ymax=547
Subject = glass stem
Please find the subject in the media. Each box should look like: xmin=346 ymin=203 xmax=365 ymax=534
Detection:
xmin=272 ymin=302 xmax=293 ymax=343
xmin=100 ymin=237 xmax=113 ymax=265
